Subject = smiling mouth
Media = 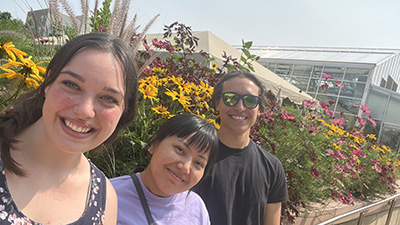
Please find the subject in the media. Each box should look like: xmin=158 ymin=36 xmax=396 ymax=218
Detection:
xmin=168 ymin=169 xmax=185 ymax=182
xmin=231 ymin=115 xmax=246 ymax=120
xmin=63 ymin=119 xmax=93 ymax=133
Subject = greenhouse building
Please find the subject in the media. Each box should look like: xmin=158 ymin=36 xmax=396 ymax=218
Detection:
xmin=252 ymin=46 xmax=400 ymax=151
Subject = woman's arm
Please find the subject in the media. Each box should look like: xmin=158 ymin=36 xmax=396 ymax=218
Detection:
xmin=104 ymin=179 xmax=118 ymax=225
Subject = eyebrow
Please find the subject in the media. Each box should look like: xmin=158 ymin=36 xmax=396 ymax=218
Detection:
xmin=179 ymin=140 xmax=209 ymax=161
xmin=60 ymin=70 xmax=124 ymax=97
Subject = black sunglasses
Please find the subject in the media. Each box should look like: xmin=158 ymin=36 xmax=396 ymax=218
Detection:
xmin=222 ymin=92 xmax=261 ymax=109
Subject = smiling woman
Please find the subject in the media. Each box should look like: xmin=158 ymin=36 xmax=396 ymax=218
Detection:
xmin=0 ymin=32 xmax=138 ymax=225
xmin=110 ymin=113 xmax=218 ymax=225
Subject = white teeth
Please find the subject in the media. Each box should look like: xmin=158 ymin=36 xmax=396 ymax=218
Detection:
xmin=64 ymin=120 xmax=91 ymax=133
xmin=232 ymin=116 xmax=246 ymax=120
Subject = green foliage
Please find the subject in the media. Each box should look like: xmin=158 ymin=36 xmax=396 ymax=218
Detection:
xmin=0 ymin=19 xmax=35 ymax=56
xmin=0 ymin=12 xmax=11 ymax=20
xmin=90 ymin=0 xmax=112 ymax=32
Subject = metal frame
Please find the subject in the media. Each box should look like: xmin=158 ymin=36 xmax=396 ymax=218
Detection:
xmin=318 ymin=193 xmax=400 ymax=225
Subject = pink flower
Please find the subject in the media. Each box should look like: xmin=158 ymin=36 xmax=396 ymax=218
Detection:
xmin=366 ymin=115 xmax=377 ymax=126
xmin=332 ymin=117 xmax=344 ymax=126
xmin=322 ymin=73 xmax=333 ymax=79
xmin=310 ymin=166 xmax=320 ymax=177
xmin=323 ymin=108 xmax=334 ymax=115
xmin=303 ymin=100 xmax=316 ymax=107
xmin=361 ymin=105 xmax=371 ymax=114
xmin=320 ymin=83 xmax=329 ymax=90
xmin=358 ymin=117 xmax=366 ymax=126
xmin=335 ymin=79 xmax=344 ymax=88
xmin=319 ymin=102 xmax=329 ymax=108
xmin=152 ymin=38 xmax=164 ymax=48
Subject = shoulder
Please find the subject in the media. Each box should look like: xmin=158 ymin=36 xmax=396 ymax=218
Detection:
xmin=250 ymin=140 xmax=282 ymax=164
xmin=186 ymin=191 xmax=208 ymax=210
xmin=110 ymin=175 xmax=133 ymax=191
xmin=104 ymin=178 xmax=118 ymax=225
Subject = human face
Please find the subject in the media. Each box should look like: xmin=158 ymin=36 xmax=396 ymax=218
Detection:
xmin=42 ymin=48 xmax=125 ymax=154
xmin=142 ymin=135 xmax=209 ymax=197
xmin=216 ymin=77 xmax=260 ymax=137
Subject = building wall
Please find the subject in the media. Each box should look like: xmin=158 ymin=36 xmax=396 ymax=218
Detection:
xmin=373 ymin=52 xmax=400 ymax=92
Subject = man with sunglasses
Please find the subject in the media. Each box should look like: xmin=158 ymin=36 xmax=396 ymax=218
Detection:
xmin=194 ymin=71 xmax=288 ymax=225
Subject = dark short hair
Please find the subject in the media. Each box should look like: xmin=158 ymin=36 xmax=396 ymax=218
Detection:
xmin=0 ymin=33 xmax=138 ymax=175
xmin=212 ymin=70 xmax=267 ymax=112
xmin=150 ymin=113 xmax=218 ymax=177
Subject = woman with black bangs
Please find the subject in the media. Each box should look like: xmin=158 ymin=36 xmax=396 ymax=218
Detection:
xmin=111 ymin=113 xmax=218 ymax=225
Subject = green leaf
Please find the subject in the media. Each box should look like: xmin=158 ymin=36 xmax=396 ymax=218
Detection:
xmin=242 ymin=49 xmax=251 ymax=58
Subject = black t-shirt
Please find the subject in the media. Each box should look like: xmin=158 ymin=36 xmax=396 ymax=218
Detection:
xmin=194 ymin=140 xmax=288 ymax=225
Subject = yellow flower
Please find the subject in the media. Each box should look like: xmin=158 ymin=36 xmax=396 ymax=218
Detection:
xmin=366 ymin=134 xmax=377 ymax=140
xmin=152 ymin=105 xmax=171 ymax=118
xmin=139 ymin=84 xmax=158 ymax=100
xmin=0 ymin=42 xmax=28 ymax=62
xmin=25 ymin=77 xmax=40 ymax=89
xmin=0 ymin=67 xmax=24 ymax=79
xmin=165 ymin=88 xmax=179 ymax=101
xmin=382 ymin=145 xmax=392 ymax=154
xmin=211 ymin=62 xmax=218 ymax=70
xmin=139 ymin=75 xmax=158 ymax=89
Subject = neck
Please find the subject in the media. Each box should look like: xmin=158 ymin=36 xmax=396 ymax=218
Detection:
xmin=217 ymin=129 xmax=250 ymax=149
xmin=12 ymin=119 xmax=85 ymax=175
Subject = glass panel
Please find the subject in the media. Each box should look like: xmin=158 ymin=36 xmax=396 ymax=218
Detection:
xmin=340 ymin=81 xmax=365 ymax=99
xmin=308 ymin=78 xmax=320 ymax=93
xmin=267 ymin=63 xmax=276 ymax=71
xmin=380 ymin=125 xmax=400 ymax=152
xmin=322 ymin=66 xmax=345 ymax=80
xmin=335 ymin=97 xmax=361 ymax=115
xmin=322 ymin=79 xmax=341 ymax=95
xmin=292 ymin=65 xmax=312 ymax=77
xmin=290 ymin=77 xmax=309 ymax=92
xmin=366 ymin=88 xmax=389 ymax=120
xmin=275 ymin=63 xmax=293 ymax=77
xmin=344 ymin=68 xmax=369 ymax=82
xmin=315 ymin=94 xmax=337 ymax=110
xmin=385 ymin=95 xmax=400 ymax=123
xmin=311 ymin=66 xmax=323 ymax=78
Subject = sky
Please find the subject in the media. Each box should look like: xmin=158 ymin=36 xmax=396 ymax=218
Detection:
xmin=2 ymin=0 xmax=400 ymax=49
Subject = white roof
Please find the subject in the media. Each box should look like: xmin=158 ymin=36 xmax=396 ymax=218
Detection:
xmin=143 ymin=31 xmax=315 ymax=104
xmin=251 ymin=46 xmax=400 ymax=66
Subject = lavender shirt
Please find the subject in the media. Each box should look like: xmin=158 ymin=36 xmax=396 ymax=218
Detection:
xmin=111 ymin=173 xmax=210 ymax=225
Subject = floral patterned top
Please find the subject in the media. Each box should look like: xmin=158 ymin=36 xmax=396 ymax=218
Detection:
xmin=0 ymin=159 xmax=107 ymax=225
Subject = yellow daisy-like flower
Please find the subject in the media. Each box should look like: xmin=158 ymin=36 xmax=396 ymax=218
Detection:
xmin=198 ymin=80 xmax=213 ymax=100
xmin=139 ymin=84 xmax=158 ymax=100
xmin=139 ymin=75 xmax=158 ymax=89
xmin=152 ymin=105 xmax=171 ymax=118
xmin=0 ymin=67 xmax=24 ymax=80
xmin=207 ymin=119 xmax=220 ymax=130
xmin=25 ymin=77 xmax=40 ymax=89
xmin=366 ymin=134 xmax=377 ymax=140
xmin=165 ymin=88 xmax=179 ymax=101
xmin=211 ymin=62 xmax=218 ymax=70
xmin=0 ymin=42 xmax=28 ymax=62
xmin=382 ymin=145 xmax=392 ymax=154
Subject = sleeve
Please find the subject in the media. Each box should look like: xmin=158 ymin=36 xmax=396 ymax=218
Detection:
xmin=267 ymin=157 xmax=289 ymax=203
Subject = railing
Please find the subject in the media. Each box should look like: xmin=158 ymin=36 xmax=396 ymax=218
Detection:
xmin=318 ymin=192 xmax=400 ymax=225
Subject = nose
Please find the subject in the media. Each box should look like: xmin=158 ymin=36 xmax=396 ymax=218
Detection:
xmin=177 ymin=160 xmax=191 ymax=174
xmin=73 ymin=95 xmax=96 ymax=119
xmin=233 ymin=98 xmax=246 ymax=111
